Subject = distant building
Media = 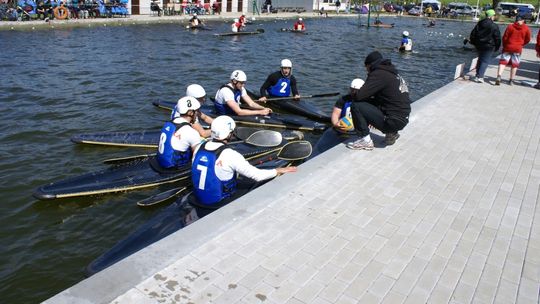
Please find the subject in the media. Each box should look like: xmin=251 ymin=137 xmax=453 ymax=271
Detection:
xmin=130 ymin=0 xmax=315 ymax=15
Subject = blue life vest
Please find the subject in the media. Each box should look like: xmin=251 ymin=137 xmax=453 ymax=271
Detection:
xmin=267 ymin=76 xmax=291 ymax=97
xmin=157 ymin=121 xmax=192 ymax=169
xmin=339 ymin=100 xmax=352 ymax=119
xmin=215 ymin=85 xmax=241 ymax=115
xmin=192 ymin=142 xmax=237 ymax=205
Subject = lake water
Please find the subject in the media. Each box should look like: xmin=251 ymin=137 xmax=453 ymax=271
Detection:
xmin=0 ymin=16 xmax=478 ymax=303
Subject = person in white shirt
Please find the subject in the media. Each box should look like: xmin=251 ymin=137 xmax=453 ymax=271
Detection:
xmin=157 ymin=96 xmax=203 ymax=169
xmin=399 ymin=31 xmax=413 ymax=52
xmin=214 ymin=70 xmax=272 ymax=116
xmin=191 ymin=115 xmax=297 ymax=206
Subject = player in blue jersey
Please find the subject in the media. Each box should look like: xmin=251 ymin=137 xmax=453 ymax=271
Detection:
xmin=258 ymin=59 xmax=300 ymax=102
xmin=191 ymin=115 xmax=297 ymax=206
xmin=214 ymin=70 xmax=272 ymax=116
xmin=331 ymin=78 xmax=365 ymax=132
xmin=157 ymin=96 xmax=203 ymax=169
xmin=399 ymin=31 xmax=413 ymax=52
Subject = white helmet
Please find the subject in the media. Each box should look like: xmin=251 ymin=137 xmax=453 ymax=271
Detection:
xmin=230 ymin=70 xmax=247 ymax=82
xmin=176 ymin=96 xmax=201 ymax=115
xmin=350 ymin=78 xmax=365 ymax=89
xmin=280 ymin=59 xmax=292 ymax=68
xmin=298 ymin=17 xmax=303 ymax=21
xmin=402 ymin=31 xmax=409 ymax=37
xmin=186 ymin=84 xmax=206 ymax=99
xmin=211 ymin=115 xmax=236 ymax=140
xmin=234 ymin=18 xmax=239 ymax=22
xmin=193 ymin=13 xmax=197 ymax=16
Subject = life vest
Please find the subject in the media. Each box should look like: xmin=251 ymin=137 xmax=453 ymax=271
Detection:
xmin=214 ymin=84 xmax=241 ymax=115
xmin=339 ymin=100 xmax=352 ymax=120
xmin=401 ymin=37 xmax=412 ymax=51
xmin=192 ymin=141 xmax=237 ymax=205
xmin=157 ymin=121 xmax=192 ymax=168
xmin=266 ymin=76 xmax=291 ymax=97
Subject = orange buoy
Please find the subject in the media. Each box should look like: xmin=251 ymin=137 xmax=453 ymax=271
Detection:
xmin=53 ymin=5 xmax=68 ymax=20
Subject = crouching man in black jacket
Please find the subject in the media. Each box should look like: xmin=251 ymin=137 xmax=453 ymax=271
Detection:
xmin=347 ymin=51 xmax=411 ymax=150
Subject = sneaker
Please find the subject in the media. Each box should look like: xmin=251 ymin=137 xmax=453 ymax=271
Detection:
xmin=495 ymin=76 xmax=501 ymax=86
xmin=509 ymin=79 xmax=514 ymax=86
xmin=475 ymin=77 xmax=484 ymax=83
xmin=385 ymin=132 xmax=400 ymax=145
xmin=534 ymin=82 xmax=540 ymax=90
xmin=346 ymin=137 xmax=374 ymax=150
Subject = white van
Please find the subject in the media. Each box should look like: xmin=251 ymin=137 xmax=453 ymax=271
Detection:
xmin=448 ymin=2 xmax=473 ymax=15
xmin=495 ymin=2 xmax=535 ymax=17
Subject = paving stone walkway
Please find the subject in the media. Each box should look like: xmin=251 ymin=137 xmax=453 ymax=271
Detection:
xmin=45 ymin=46 xmax=540 ymax=304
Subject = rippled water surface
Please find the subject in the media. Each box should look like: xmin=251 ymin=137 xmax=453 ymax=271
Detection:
xmin=0 ymin=16 xmax=477 ymax=303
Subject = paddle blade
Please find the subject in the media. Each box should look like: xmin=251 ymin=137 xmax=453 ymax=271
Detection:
xmin=256 ymin=28 xmax=265 ymax=33
xmin=137 ymin=187 xmax=187 ymax=207
xmin=234 ymin=127 xmax=261 ymax=141
xmin=277 ymin=141 xmax=312 ymax=160
xmin=245 ymin=130 xmax=282 ymax=147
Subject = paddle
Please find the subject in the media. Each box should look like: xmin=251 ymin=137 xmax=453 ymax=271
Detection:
xmin=136 ymin=141 xmax=311 ymax=207
xmin=250 ymin=140 xmax=312 ymax=161
xmin=102 ymin=129 xmax=283 ymax=165
xmin=256 ymin=28 xmax=265 ymax=33
xmin=276 ymin=140 xmax=312 ymax=160
xmin=137 ymin=186 xmax=187 ymax=207
xmin=260 ymin=92 xmax=340 ymax=102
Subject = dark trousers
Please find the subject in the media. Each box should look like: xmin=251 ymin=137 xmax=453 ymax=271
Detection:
xmin=475 ymin=49 xmax=493 ymax=78
xmin=350 ymin=101 xmax=408 ymax=137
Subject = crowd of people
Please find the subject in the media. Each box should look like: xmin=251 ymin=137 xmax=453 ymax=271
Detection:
xmin=469 ymin=9 xmax=540 ymax=88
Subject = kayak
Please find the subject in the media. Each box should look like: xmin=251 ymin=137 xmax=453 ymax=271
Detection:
xmin=247 ymin=90 xmax=332 ymax=123
xmin=186 ymin=25 xmax=212 ymax=30
xmin=86 ymin=154 xmax=292 ymax=275
xmin=280 ymin=28 xmax=308 ymax=34
xmin=71 ymin=130 xmax=160 ymax=148
xmin=33 ymin=141 xmax=288 ymax=200
xmin=215 ymin=29 xmax=264 ymax=37
xmin=153 ymin=100 xmax=328 ymax=132
xmin=70 ymin=127 xmax=303 ymax=148
xmin=362 ymin=23 xmax=395 ymax=28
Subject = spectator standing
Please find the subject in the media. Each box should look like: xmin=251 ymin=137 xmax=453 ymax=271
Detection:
xmin=495 ymin=15 xmax=531 ymax=85
xmin=263 ymin=0 xmax=271 ymax=13
xmin=335 ymin=0 xmax=340 ymax=14
xmin=469 ymin=9 xmax=501 ymax=83
xmin=211 ymin=0 xmax=219 ymax=14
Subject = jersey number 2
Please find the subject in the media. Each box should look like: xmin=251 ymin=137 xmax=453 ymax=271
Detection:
xmin=279 ymin=82 xmax=288 ymax=94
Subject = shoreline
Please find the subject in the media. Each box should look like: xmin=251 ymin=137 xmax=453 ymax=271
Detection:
xmin=0 ymin=12 xmax=505 ymax=31
xmin=2 ymin=11 xmax=538 ymax=31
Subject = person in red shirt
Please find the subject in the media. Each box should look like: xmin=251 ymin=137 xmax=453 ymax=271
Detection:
xmin=239 ymin=14 xmax=247 ymax=27
xmin=495 ymin=15 xmax=531 ymax=85
xmin=293 ymin=17 xmax=306 ymax=31
xmin=231 ymin=18 xmax=242 ymax=32
xmin=535 ymin=29 xmax=540 ymax=89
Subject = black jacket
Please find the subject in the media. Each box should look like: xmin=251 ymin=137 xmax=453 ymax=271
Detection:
xmin=353 ymin=59 xmax=411 ymax=119
xmin=470 ymin=18 xmax=501 ymax=51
